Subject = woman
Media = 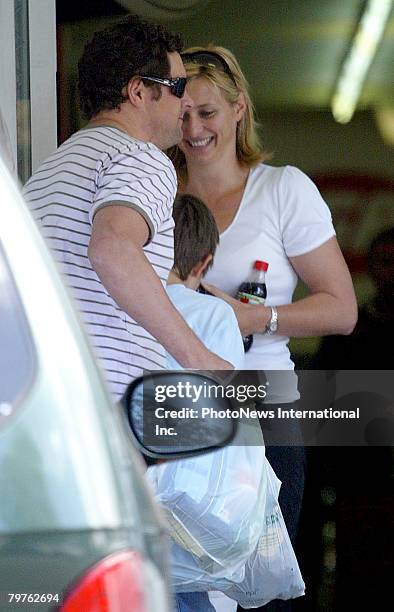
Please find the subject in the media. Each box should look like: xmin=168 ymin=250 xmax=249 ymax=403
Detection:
xmin=170 ymin=46 xmax=357 ymax=611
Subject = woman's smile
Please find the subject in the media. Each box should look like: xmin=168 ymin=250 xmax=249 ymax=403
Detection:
xmin=186 ymin=136 xmax=214 ymax=148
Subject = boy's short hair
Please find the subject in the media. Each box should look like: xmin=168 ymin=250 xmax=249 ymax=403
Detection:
xmin=172 ymin=194 xmax=219 ymax=281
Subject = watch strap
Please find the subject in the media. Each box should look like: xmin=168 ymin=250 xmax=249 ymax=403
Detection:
xmin=264 ymin=306 xmax=278 ymax=335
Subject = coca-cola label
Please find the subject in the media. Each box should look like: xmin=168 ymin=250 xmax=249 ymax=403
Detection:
xmin=237 ymin=291 xmax=265 ymax=305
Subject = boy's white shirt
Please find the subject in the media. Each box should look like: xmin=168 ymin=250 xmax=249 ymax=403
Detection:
xmin=165 ymin=284 xmax=245 ymax=370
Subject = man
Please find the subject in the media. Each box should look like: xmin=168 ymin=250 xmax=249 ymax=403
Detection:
xmin=24 ymin=14 xmax=231 ymax=399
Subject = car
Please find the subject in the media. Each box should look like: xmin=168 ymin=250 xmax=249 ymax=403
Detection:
xmin=0 ymin=150 xmax=235 ymax=612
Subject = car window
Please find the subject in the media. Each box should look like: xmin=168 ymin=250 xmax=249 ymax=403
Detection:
xmin=0 ymin=242 xmax=36 ymax=417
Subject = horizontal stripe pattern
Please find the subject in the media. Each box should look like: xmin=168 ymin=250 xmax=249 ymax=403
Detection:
xmin=24 ymin=126 xmax=176 ymax=398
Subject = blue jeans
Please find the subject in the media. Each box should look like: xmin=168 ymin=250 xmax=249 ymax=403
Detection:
xmin=175 ymin=592 xmax=215 ymax=612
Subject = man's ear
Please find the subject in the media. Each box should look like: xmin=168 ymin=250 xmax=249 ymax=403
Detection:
xmin=190 ymin=254 xmax=213 ymax=279
xmin=125 ymin=76 xmax=145 ymax=107
xmin=234 ymin=92 xmax=246 ymax=122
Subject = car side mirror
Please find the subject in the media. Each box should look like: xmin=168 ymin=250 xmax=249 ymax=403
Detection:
xmin=122 ymin=371 xmax=237 ymax=461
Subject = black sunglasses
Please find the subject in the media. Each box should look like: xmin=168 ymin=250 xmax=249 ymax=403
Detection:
xmin=180 ymin=51 xmax=237 ymax=86
xmin=140 ymin=75 xmax=187 ymax=98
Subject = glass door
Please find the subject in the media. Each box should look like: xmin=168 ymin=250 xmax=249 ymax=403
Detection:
xmin=0 ymin=0 xmax=57 ymax=183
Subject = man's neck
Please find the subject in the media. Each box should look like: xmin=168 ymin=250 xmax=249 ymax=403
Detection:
xmin=87 ymin=109 xmax=150 ymax=144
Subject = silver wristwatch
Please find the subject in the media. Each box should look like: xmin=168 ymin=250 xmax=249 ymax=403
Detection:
xmin=264 ymin=306 xmax=278 ymax=335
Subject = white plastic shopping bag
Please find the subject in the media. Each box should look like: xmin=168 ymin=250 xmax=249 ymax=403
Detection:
xmin=147 ymin=418 xmax=267 ymax=583
xmin=221 ymin=459 xmax=305 ymax=608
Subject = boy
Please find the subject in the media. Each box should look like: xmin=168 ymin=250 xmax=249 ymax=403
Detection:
xmin=165 ymin=193 xmax=244 ymax=612
xmin=166 ymin=194 xmax=244 ymax=371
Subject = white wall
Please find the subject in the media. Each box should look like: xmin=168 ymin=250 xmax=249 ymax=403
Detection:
xmin=28 ymin=0 xmax=57 ymax=173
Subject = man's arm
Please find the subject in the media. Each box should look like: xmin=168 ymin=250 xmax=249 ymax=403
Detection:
xmin=88 ymin=205 xmax=232 ymax=370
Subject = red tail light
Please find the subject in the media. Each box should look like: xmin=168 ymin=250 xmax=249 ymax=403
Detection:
xmin=61 ymin=550 xmax=147 ymax=612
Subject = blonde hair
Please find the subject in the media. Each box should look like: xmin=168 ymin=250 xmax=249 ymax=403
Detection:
xmin=168 ymin=45 xmax=269 ymax=184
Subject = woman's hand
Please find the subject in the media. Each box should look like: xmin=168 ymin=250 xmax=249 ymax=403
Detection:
xmin=201 ymin=282 xmax=271 ymax=335
xmin=202 ymin=236 xmax=357 ymax=339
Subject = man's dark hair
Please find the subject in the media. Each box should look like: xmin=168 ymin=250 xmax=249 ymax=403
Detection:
xmin=78 ymin=14 xmax=183 ymax=119
xmin=172 ymin=194 xmax=219 ymax=281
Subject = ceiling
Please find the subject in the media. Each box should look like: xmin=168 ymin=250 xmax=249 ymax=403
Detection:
xmin=56 ymin=0 xmax=394 ymax=113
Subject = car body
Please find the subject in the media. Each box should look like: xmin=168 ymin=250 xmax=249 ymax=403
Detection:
xmin=0 ymin=155 xmax=172 ymax=611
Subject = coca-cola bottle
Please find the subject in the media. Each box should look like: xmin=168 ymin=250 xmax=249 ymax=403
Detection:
xmin=197 ymin=284 xmax=213 ymax=296
xmin=236 ymin=260 xmax=269 ymax=352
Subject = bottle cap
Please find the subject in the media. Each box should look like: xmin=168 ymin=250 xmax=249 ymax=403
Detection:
xmin=254 ymin=260 xmax=269 ymax=271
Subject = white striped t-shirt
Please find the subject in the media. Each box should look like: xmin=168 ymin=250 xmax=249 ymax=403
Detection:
xmin=24 ymin=126 xmax=176 ymax=399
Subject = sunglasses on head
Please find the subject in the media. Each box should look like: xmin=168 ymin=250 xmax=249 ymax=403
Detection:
xmin=140 ymin=75 xmax=187 ymax=98
xmin=180 ymin=51 xmax=237 ymax=86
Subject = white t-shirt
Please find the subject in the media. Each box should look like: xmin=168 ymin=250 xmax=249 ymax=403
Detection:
xmin=165 ymin=284 xmax=244 ymax=369
xmin=24 ymin=126 xmax=176 ymax=399
xmin=205 ymin=164 xmax=335 ymax=401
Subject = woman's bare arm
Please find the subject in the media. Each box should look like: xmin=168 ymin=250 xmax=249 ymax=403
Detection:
xmin=204 ymin=237 xmax=358 ymax=337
